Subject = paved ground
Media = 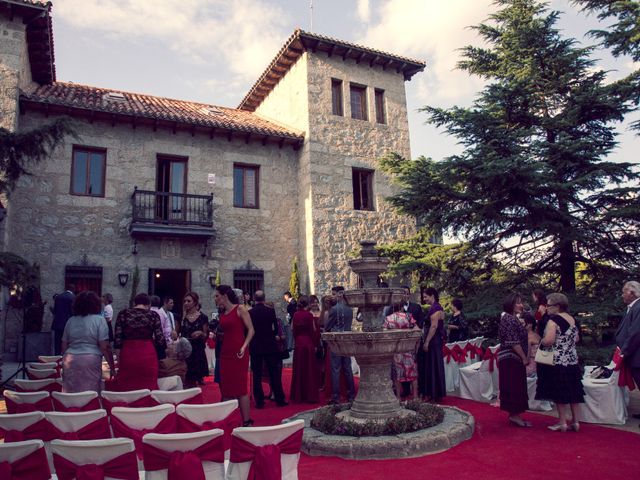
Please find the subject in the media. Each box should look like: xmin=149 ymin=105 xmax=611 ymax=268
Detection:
xmin=1 ymin=360 xmax=639 ymax=432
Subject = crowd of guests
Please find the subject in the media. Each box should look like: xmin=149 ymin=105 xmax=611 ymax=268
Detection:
xmin=55 ymin=279 xmax=640 ymax=432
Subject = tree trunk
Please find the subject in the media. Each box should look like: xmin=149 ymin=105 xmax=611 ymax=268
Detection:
xmin=559 ymin=238 xmax=576 ymax=293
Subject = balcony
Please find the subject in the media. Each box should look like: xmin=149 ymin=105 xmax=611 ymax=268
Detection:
xmin=129 ymin=188 xmax=215 ymax=239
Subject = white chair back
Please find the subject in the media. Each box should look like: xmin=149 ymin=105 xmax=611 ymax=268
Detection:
xmin=45 ymin=409 xmax=107 ymax=433
xmin=14 ymin=378 xmax=62 ymax=392
xmin=51 ymin=438 xmax=137 ymax=480
xmin=151 ymin=387 xmax=202 ymax=405
xmin=176 ymin=399 xmax=238 ymax=426
xmin=101 ymin=389 xmax=151 ymax=404
xmin=157 ymin=375 xmax=184 ymax=391
xmin=27 ymin=367 xmax=59 ymax=379
xmin=0 ymin=439 xmax=50 ymax=478
xmin=52 ymin=391 xmax=100 ymax=410
xmin=39 ymin=355 xmax=62 ymax=364
xmin=4 ymin=390 xmax=50 ymax=405
xmin=28 ymin=362 xmax=59 ymax=370
xmin=226 ymin=420 xmax=304 ymax=480
xmin=143 ymin=430 xmax=225 ymax=480
xmin=0 ymin=411 xmax=46 ymax=432
xmin=111 ymin=404 xmax=175 ymax=430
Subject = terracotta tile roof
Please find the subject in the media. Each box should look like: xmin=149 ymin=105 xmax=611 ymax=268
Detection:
xmin=239 ymin=29 xmax=426 ymax=111
xmin=21 ymin=82 xmax=304 ymax=145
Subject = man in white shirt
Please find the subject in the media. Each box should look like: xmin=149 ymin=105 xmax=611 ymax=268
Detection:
xmin=161 ymin=296 xmax=177 ymax=339
xmin=150 ymin=295 xmax=173 ymax=345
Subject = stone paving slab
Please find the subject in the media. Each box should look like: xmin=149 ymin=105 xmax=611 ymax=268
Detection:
xmin=287 ymin=406 xmax=474 ymax=460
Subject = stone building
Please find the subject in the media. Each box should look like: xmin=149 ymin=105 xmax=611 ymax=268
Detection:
xmin=0 ymin=1 xmax=424 ymax=355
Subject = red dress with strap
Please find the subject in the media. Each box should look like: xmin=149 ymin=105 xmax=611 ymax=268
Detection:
xmin=219 ymin=305 xmax=250 ymax=397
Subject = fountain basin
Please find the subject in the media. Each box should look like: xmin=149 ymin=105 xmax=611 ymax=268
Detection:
xmin=342 ymin=288 xmax=406 ymax=309
xmin=322 ymin=329 xmax=422 ymax=357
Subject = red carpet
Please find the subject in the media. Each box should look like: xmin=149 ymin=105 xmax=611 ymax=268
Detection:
xmin=203 ymin=368 xmax=640 ymax=480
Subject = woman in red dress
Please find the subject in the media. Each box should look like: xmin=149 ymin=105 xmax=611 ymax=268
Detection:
xmin=113 ymin=293 xmax=166 ymax=391
xmin=215 ymin=285 xmax=255 ymax=426
xmin=290 ymin=296 xmax=319 ymax=403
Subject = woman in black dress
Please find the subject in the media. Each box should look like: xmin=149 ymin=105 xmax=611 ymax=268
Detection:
xmin=418 ymin=287 xmax=446 ymax=402
xmin=181 ymin=292 xmax=209 ymax=387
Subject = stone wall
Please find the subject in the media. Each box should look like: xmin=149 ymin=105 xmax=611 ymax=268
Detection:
xmin=2 ymin=112 xmax=299 ymax=352
xmin=304 ymin=52 xmax=416 ymax=295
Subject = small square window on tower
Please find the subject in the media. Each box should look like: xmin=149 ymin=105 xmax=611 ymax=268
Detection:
xmin=352 ymin=168 xmax=375 ymax=211
xmin=331 ymin=79 xmax=343 ymax=116
xmin=350 ymin=83 xmax=368 ymax=121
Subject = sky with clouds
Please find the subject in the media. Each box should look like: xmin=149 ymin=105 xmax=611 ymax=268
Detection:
xmin=50 ymin=0 xmax=638 ymax=163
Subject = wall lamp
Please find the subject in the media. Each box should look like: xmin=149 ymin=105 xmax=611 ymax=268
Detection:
xmin=118 ymin=271 xmax=130 ymax=287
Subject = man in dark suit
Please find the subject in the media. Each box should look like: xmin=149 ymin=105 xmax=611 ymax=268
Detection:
xmin=283 ymin=291 xmax=297 ymax=351
xmin=250 ymin=290 xmax=287 ymax=408
xmin=616 ymin=281 xmax=640 ymax=395
xmin=51 ymin=285 xmax=75 ymax=355
xmin=325 ymin=286 xmax=355 ymax=404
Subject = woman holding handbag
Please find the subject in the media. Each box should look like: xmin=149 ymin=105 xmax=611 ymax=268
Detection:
xmin=497 ymin=293 xmax=531 ymax=427
xmin=535 ymin=293 xmax=585 ymax=432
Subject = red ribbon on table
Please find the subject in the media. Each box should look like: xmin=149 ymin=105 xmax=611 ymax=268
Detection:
xmin=101 ymin=394 xmax=153 ymax=414
xmin=143 ymin=433 xmax=225 ymax=480
xmin=483 ymin=348 xmax=499 ymax=372
xmin=0 ymin=418 xmax=52 ymax=442
xmin=53 ymin=451 xmax=139 ymax=480
xmin=5 ymin=396 xmax=53 ymax=414
xmin=52 ymin=396 xmax=101 ymax=413
xmin=229 ymin=429 xmax=303 ymax=480
xmin=0 ymin=445 xmax=50 ymax=480
xmin=613 ymin=347 xmax=636 ymax=391
xmin=110 ymin=412 xmax=177 ymax=457
xmin=177 ymin=408 xmax=242 ymax=450
xmin=47 ymin=416 xmax=111 ymax=441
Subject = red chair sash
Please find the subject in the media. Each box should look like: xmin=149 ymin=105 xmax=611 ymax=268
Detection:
xmin=15 ymin=382 xmax=62 ymax=393
xmin=0 ymin=418 xmax=52 ymax=442
xmin=5 ymin=396 xmax=53 ymax=414
xmin=53 ymin=451 xmax=139 ymax=480
xmin=47 ymin=416 xmax=111 ymax=441
xmin=475 ymin=345 xmax=484 ymax=359
xmin=613 ymin=347 xmax=636 ymax=391
xmin=463 ymin=342 xmax=477 ymax=360
xmin=27 ymin=371 xmax=60 ymax=380
xmin=483 ymin=348 xmax=499 ymax=372
xmin=451 ymin=344 xmax=467 ymax=364
xmin=0 ymin=445 xmax=50 ymax=480
xmin=229 ymin=429 xmax=303 ymax=480
xmin=143 ymin=434 xmax=225 ymax=480
xmin=52 ymin=397 xmax=101 ymax=412
xmin=442 ymin=345 xmax=455 ymax=364
xmin=110 ymin=413 xmax=177 ymax=457
xmin=101 ymin=395 xmax=153 ymax=414
xmin=177 ymin=408 xmax=242 ymax=450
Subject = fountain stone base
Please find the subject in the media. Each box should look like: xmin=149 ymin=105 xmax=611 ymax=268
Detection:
xmin=323 ymin=329 xmax=423 ymax=420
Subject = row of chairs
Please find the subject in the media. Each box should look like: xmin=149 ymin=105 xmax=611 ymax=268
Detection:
xmin=442 ymin=337 xmax=486 ymax=392
xmin=0 ymin=417 xmax=305 ymax=480
xmin=4 ymin=388 xmax=203 ymax=414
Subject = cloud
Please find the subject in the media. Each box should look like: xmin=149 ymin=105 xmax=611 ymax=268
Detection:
xmin=53 ymin=0 xmax=291 ymax=82
xmin=357 ymin=0 xmax=495 ymax=105
xmin=356 ymin=0 xmax=371 ymax=22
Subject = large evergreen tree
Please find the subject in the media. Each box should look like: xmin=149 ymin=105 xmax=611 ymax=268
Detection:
xmin=381 ymin=0 xmax=640 ymax=293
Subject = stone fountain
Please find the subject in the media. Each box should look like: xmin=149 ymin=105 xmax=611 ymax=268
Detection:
xmin=291 ymin=240 xmax=475 ymax=460
xmin=323 ymin=240 xmax=423 ymax=422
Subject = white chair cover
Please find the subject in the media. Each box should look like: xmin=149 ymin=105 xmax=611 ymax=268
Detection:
xmin=4 ymin=391 xmax=50 ymax=408
xmin=443 ymin=342 xmax=459 ymax=392
xmin=27 ymin=367 xmax=60 ymax=380
xmin=50 ymin=438 xmax=137 ymax=480
xmin=458 ymin=340 xmax=474 ymax=367
xmin=458 ymin=358 xmax=494 ymax=401
xmin=157 ymin=375 xmax=184 ymax=391
xmin=44 ymin=409 xmax=108 ymax=434
xmin=14 ymin=378 xmax=62 ymax=392
xmin=226 ymin=420 xmax=304 ymax=480
xmin=151 ymin=387 xmax=202 ymax=405
xmin=526 ymin=375 xmax=553 ymax=411
xmin=38 ymin=355 xmax=62 ymax=364
xmin=176 ymin=399 xmax=239 ymax=426
xmin=578 ymin=366 xmax=628 ymax=425
xmin=143 ymin=430 xmax=225 ymax=480
xmin=51 ymin=391 xmax=99 ymax=410
xmin=0 ymin=411 xmax=46 ymax=435
xmin=101 ymin=389 xmax=151 ymax=404
xmin=110 ymin=404 xmax=175 ymax=430
xmin=0 ymin=439 xmax=50 ymax=478
xmin=28 ymin=362 xmax=59 ymax=370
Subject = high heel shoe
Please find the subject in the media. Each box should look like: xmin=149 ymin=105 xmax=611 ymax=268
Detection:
xmin=243 ymin=419 xmax=254 ymax=427
xmin=570 ymin=422 xmax=580 ymax=432
xmin=547 ymin=423 xmax=567 ymax=432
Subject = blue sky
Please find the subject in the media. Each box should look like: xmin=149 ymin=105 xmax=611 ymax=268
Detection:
xmin=50 ymin=0 xmax=638 ymax=164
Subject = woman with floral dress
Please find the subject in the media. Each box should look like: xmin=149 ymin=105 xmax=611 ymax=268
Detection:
xmin=384 ymin=304 xmax=420 ymax=399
